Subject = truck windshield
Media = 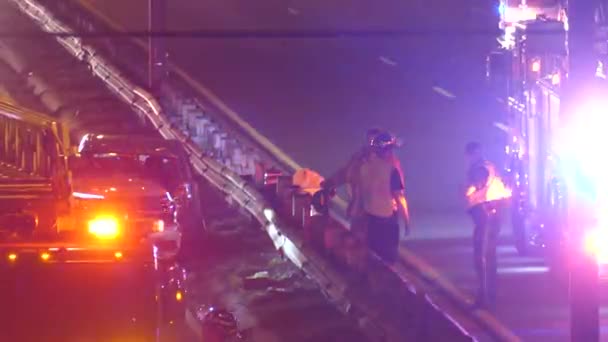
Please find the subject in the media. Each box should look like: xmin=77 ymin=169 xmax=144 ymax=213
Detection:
xmin=71 ymin=154 xmax=182 ymax=184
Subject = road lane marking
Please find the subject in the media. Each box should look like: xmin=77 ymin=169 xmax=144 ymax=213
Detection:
xmin=378 ymin=56 xmax=397 ymax=66
xmin=493 ymin=121 xmax=510 ymax=133
xmin=498 ymin=265 xmax=549 ymax=275
xmin=77 ymin=0 xmax=303 ymax=173
xmin=398 ymin=247 xmax=522 ymax=341
xmin=432 ymin=86 xmax=456 ymax=99
xmin=287 ymin=7 xmax=300 ymax=15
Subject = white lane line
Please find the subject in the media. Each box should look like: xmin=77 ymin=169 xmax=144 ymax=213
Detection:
xmin=378 ymin=56 xmax=397 ymax=66
xmin=498 ymin=266 xmax=549 ymax=275
xmin=287 ymin=7 xmax=299 ymax=15
xmin=432 ymin=86 xmax=456 ymax=99
xmin=493 ymin=121 xmax=510 ymax=133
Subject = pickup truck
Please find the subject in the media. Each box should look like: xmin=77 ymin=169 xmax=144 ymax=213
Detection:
xmin=0 ymin=135 xmax=189 ymax=341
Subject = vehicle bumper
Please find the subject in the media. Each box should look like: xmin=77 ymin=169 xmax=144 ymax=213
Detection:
xmin=0 ymin=230 xmax=180 ymax=266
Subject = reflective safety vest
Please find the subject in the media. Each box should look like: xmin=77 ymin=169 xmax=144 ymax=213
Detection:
xmin=466 ymin=160 xmax=512 ymax=209
xmin=344 ymin=147 xmax=373 ymax=198
xmin=358 ymin=155 xmax=396 ymax=218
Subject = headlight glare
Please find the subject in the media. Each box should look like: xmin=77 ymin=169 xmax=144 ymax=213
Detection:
xmin=88 ymin=216 xmax=120 ymax=239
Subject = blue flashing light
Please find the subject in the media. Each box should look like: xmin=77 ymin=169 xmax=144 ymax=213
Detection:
xmin=498 ymin=2 xmax=506 ymax=16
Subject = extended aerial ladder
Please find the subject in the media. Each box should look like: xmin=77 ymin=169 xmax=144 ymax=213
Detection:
xmin=488 ymin=1 xmax=608 ymax=338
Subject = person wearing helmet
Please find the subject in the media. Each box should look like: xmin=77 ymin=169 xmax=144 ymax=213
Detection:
xmin=321 ymin=128 xmax=383 ymax=245
xmin=464 ymin=141 xmax=510 ymax=310
xmin=354 ymin=132 xmax=410 ymax=263
xmin=322 ymin=127 xmax=382 ymax=194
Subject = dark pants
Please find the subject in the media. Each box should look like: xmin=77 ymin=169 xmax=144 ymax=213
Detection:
xmin=365 ymin=213 xmax=400 ymax=263
xmin=469 ymin=202 xmax=501 ymax=308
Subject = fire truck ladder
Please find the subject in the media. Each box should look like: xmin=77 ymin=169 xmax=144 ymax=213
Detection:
xmin=0 ymin=97 xmax=71 ymax=227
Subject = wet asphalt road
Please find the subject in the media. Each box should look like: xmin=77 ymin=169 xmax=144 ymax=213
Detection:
xmin=0 ymin=262 xmax=167 ymax=342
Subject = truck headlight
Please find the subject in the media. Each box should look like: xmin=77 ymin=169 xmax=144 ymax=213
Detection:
xmin=88 ymin=216 xmax=120 ymax=239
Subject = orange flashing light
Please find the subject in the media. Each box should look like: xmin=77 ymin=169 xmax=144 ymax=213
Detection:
xmin=40 ymin=252 xmax=51 ymax=262
xmin=176 ymin=290 xmax=183 ymax=302
xmin=88 ymin=216 xmax=120 ymax=240
xmin=8 ymin=253 xmax=17 ymax=262
xmin=114 ymin=251 xmax=123 ymax=260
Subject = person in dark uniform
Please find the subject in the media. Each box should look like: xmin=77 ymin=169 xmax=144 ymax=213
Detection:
xmin=464 ymin=141 xmax=510 ymax=309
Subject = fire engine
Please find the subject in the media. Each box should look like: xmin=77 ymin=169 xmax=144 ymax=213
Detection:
xmin=487 ymin=1 xmax=608 ymax=269
xmin=0 ymin=102 xmax=189 ymax=339
xmin=69 ymin=133 xmax=203 ymax=257
xmin=498 ymin=0 xmax=564 ymax=30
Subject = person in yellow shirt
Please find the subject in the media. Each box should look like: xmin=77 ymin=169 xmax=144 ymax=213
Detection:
xmin=355 ymin=132 xmax=410 ymax=263
xmin=323 ymin=128 xmax=382 ymax=196
xmin=321 ymin=128 xmax=381 ymax=240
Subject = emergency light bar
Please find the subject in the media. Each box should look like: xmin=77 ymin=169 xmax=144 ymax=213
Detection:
xmin=2 ymin=246 xmax=130 ymax=265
